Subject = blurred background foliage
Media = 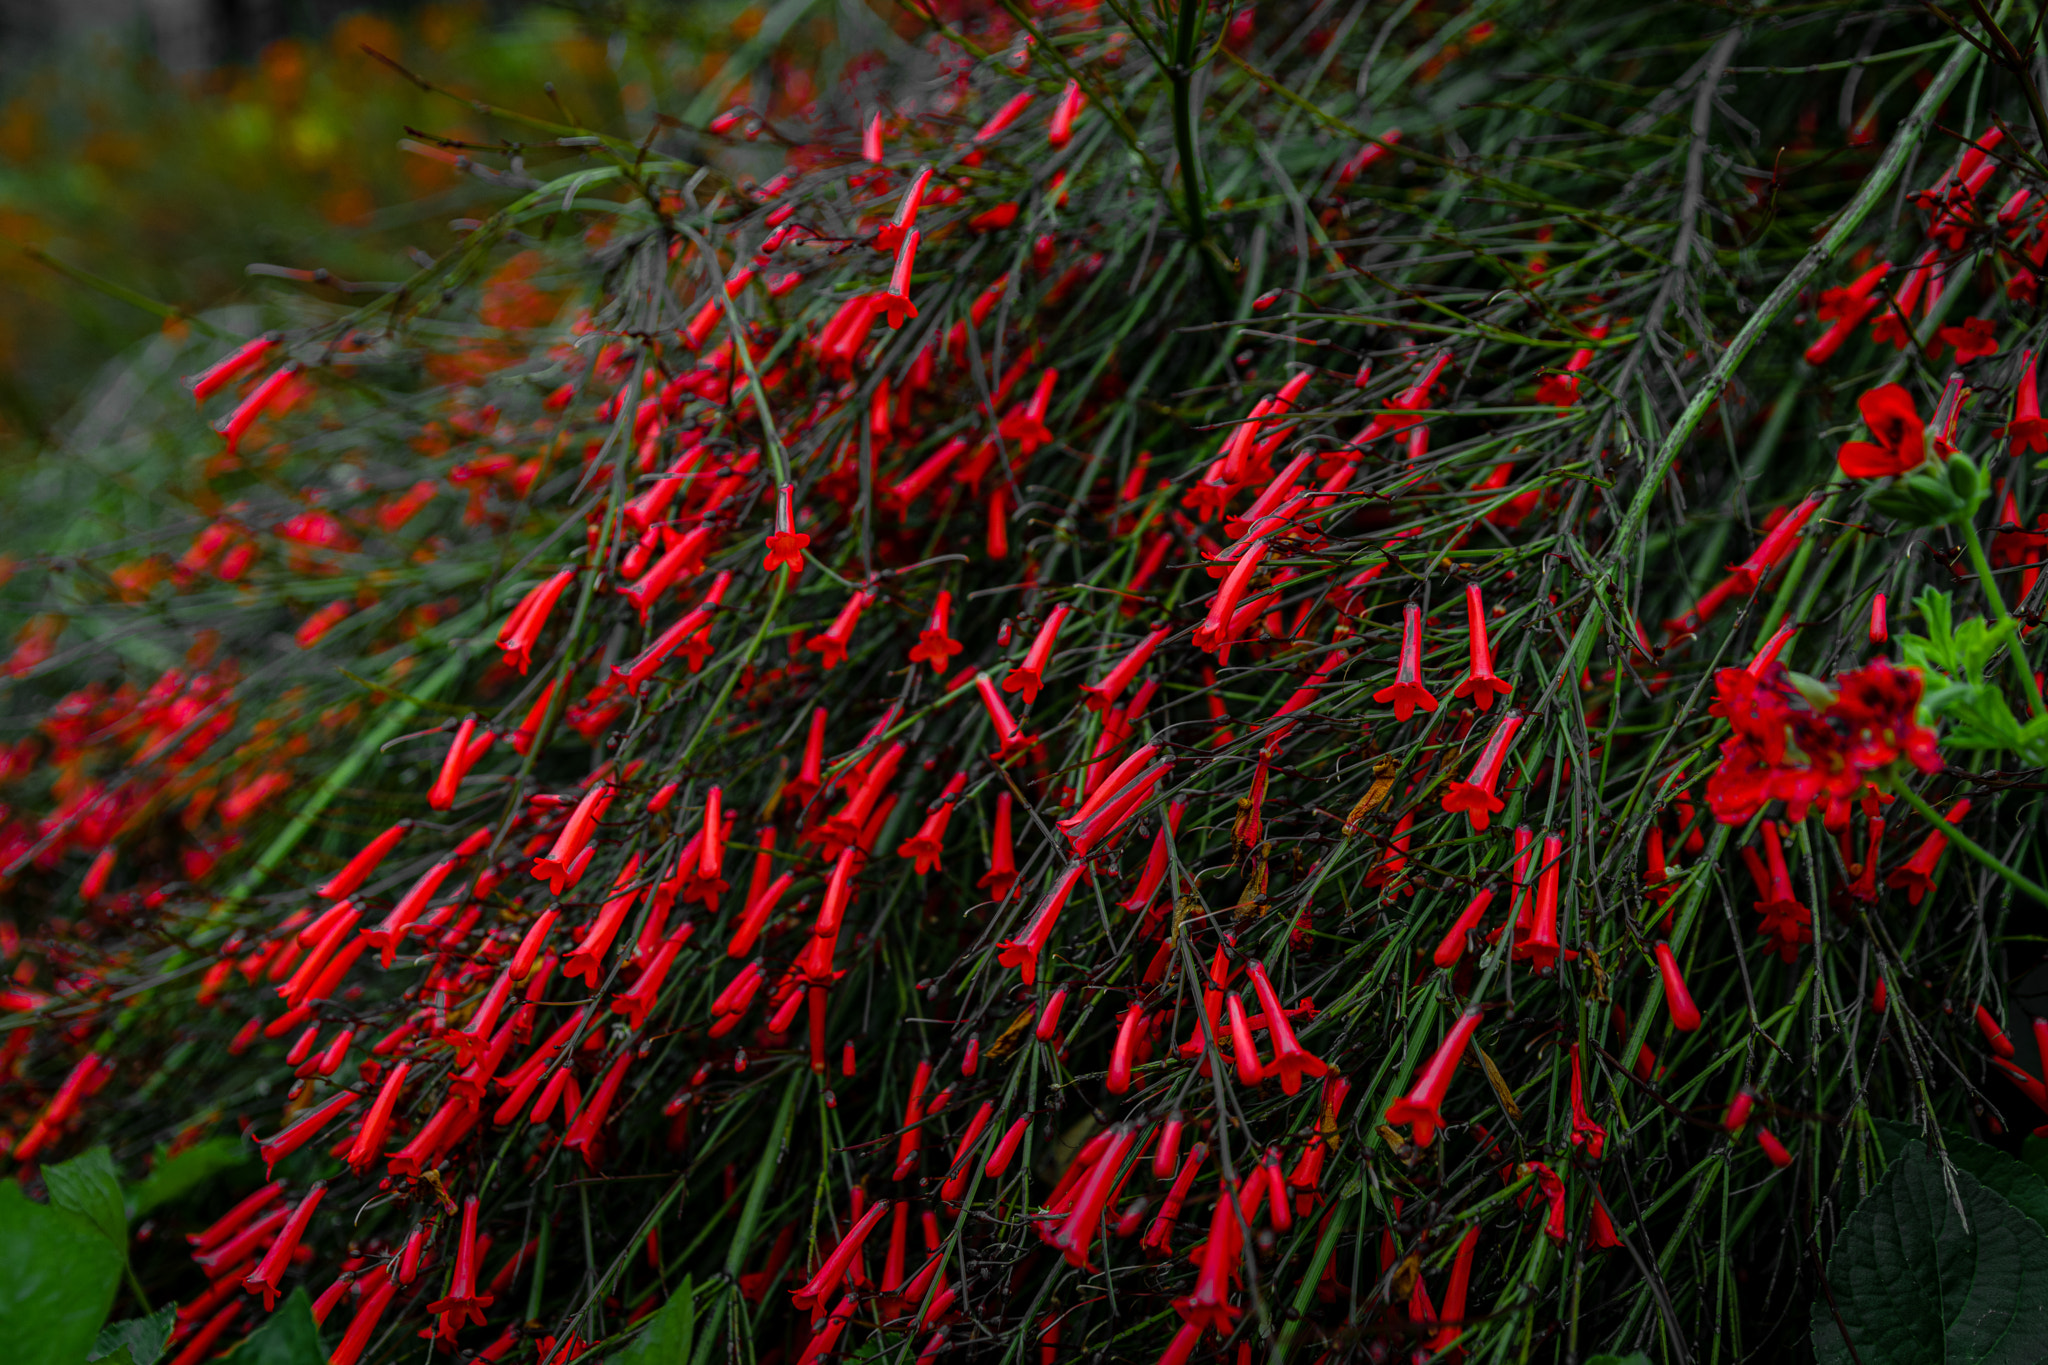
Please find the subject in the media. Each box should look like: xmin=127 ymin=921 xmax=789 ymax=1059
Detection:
xmin=0 ymin=0 xmax=862 ymax=463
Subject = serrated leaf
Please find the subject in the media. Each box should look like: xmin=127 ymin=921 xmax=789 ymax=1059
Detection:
xmin=0 ymin=1180 xmax=125 ymax=1365
xmin=90 ymin=1306 xmax=177 ymax=1365
xmin=225 ymin=1289 xmax=324 ymax=1365
xmin=1813 ymin=1138 xmax=2048 ymax=1364
xmin=1870 ymin=1120 xmax=2048 ymax=1236
xmin=611 ymin=1276 xmax=693 ymax=1365
xmin=44 ymin=1146 xmax=127 ymax=1254
xmin=126 ymin=1139 xmax=251 ymax=1220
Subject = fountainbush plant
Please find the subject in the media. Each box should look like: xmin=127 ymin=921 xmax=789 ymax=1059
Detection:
xmin=4 ymin=1 xmax=2048 ymax=1362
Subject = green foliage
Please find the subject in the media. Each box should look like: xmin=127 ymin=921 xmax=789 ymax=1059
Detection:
xmin=89 ymin=1307 xmax=177 ymax=1365
xmin=1868 ymin=451 xmax=1990 ymax=527
xmin=43 ymin=1145 xmax=128 ymax=1251
xmin=1870 ymin=1120 xmax=2048 ymax=1236
xmin=0 ymin=1180 xmax=123 ymax=1365
xmin=611 ymin=1278 xmax=694 ymax=1365
xmin=225 ymin=1290 xmax=324 ymax=1365
xmin=1901 ymin=590 xmax=2048 ymax=762
xmin=124 ymin=1139 xmax=251 ymax=1220
xmin=1814 ymin=1137 xmax=2048 ymax=1364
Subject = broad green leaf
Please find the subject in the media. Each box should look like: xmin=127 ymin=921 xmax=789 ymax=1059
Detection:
xmin=90 ymin=1306 xmax=177 ymax=1365
xmin=0 ymin=1180 xmax=125 ymax=1365
xmin=43 ymin=1146 xmax=127 ymax=1253
xmin=2023 ymin=1136 xmax=2048 ymax=1188
xmin=1870 ymin=1120 xmax=2048 ymax=1236
xmin=611 ymin=1276 xmax=693 ymax=1365
xmin=1813 ymin=1138 xmax=2048 ymax=1364
xmin=226 ymin=1289 xmax=324 ymax=1365
xmin=127 ymin=1140 xmax=252 ymax=1219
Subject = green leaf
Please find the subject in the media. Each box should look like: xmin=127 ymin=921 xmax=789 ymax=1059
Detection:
xmin=1813 ymin=1137 xmax=2048 ymax=1364
xmin=126 ymin=1140 xmax=252 ymax=1220
xmin=1869 ymin=1120 xmax=2048 ymax=1236
xmin=611 ymin=1277 xmax=693 ymax=1365
xmin=225 ymin=1289 xmax=324 ymax=1365
xmin=90 ymin=1306 xmax=177 ymax=1365
xmin=1582 ymin=1356 xmax=1652 ymax=1365
xmin=0 ymin=1180 xmax=125 ymax=1365
xmin=43 ymin=1146 xmax=127 ymax=1254
xmin=2024 ymin=1135 xmax=2048 ymax=1189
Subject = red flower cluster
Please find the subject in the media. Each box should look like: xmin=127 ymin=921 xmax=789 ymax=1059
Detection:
xmin=1706 ymin=660 xmax=1940 ymax=827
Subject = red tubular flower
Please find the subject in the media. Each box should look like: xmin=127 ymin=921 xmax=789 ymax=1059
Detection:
xmin=985 ymin=1114 xmax=1031 ymax=1179
xmin=532 ymin=782 xmax=616 ymax=894
xmin=875 ymin=168 xmax=932 ymax=252
xmin=345 ymin=1061 xmax=410 ymax=1173
xmin=1745 ymin=623 xmax=1798 ymax=677
xmin=426 ymin=1194 xmax=495 ymax=1336
xmin=898 ymin=774 xmax=968 ymax=874
xmin=563 ymin=1048 xmax=634 ymax=1170
xmin=1105 ymin=1004 xmax=1147 ymax=1096
xmin=621 ymin=534 xmax=701 ymax=622
xmin=428 ymin=718 xmax=496 ymax=811
xmin=1723 ymin=1091 xmax=1754 ymax=1132
xmin=1975 ymin=1003 xmax=2016 ymax=1057
xmin=253 ymin=1092 xmax=356 ymax=1177
xmin=809 ymin=589 xmax=874 ymax=671
xmin=190 ymin=1182 xmax=284 ymax=1254
xmin=1425 ymin=1225 xmax=1483 ymax=1351
xmin=1048 ymin=79 xmax=1086 ymax=147
xmin=1803 ymin=261 xmax=1890 ymax=364
xmin=1194 ymin=538 xmax=1269 ymax=663
xmin=1837 ymin=384 xmax=1928 ymax=478
xmin=999 ymin=368 xmax=1059 ymax=454
xmin=1225 ymin=991 xmax=1267 ymax=1085
xmin=764 ymin=484 xmax=810 ymax=574
xmin=730 ymin=872 xmax=791 ymax=957
xmin=709 ymin=961 xmax=767 ymax=1035
xmin=511 ymin=678 xmax=560 ymax=756
xmin=511 ymin=907 xmax=558 ymax=981
xmin=239 ymin=1182 xmax=324 ymax=1311
xmin=1511 ymin=833 xmax=1565 ymax=973
xmin=997 ymin=863 xmax=1086 ymax=985
xmin=909 ymin=591 xmax=964 ymax=673
xmin=791 ymin=1200 xmax=892 ymax=1310
xmin=498 ymin=569 xmax=575 ymax=674
xmin=1059 ymin=743 xmax=1161 ymax=836
xmin=1654 ymin=942 xmax=1702 ymax=1032
xmin=1887 ymin=798 xmax=1970 ymax=904
xmin=1049 ymin=1125 xmax=1138 ymax=1268
xmin=318 ymin=822 xmax=408 ymax=899
xmin=1869 ymin=591 xmax=1889 ymax=645
xmin=615 ymin=572 xmax=734 ymax=692
xmin=1568 ymin=1043 xmax=1607 ymax=1158
xmin=973 ymin=91 xmax=1035 ymax=143
xmin=560 ymin=854 xmax=642 ymax=986
xmin=1246 ymin=961 xmax=1328 ymax=1094
xmin=1385 ymin=1010 xmax=1481 ymax=1147
xmin=1375 ymin=602 xmax=1439 ymax=721
xmin=879 ymin=229 xmax=921 ymax=329
xmin=973 ymin=674 xmax=1035 ymax=761
xmin=940 ymin=1101 xmax=996 ymax=1202
xmin=1732 ymin=495 xmax=1822 ymax=594
xmin=364 ymin=858 xmax=458 ymax=966
xmin=1173 ymin=1187 xmax=1243 ymax=1334
xmin=2009 ymin=349 xmax=2048 ymax=455
xmin=329 ymin=1274 xmax=397 ymax=1365
xmin=883 ymin=1061 xmax=935 ymax=1181
xmin=187 ymin=334 xmax=278 ymax=403
xmin=1452 ymin=582 xmax=1511 ymax=710
xmin=1004 ymin=604 xmax=1071 ymax=704
xmin=1441 ymin=709 xmax=1524 ymax=831
xmin=218 ymin=362 xmax=302 ymax=455
xmin=613 ymin=926 xmax=693 ymax=1029
xmin=1432 ymin=888 xmax=1495 ymax=969
xmin=1756 ymin=1127 xmax=1793 ymax=1168
xmin=979 ymin=791 xmax=1019 ymax=902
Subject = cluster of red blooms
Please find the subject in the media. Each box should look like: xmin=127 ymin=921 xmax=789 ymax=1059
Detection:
xmin=1706 ymin=660 xmax=1940 ymax=830
xmin=6 ymin=8 xmax=2046 ymax=1365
